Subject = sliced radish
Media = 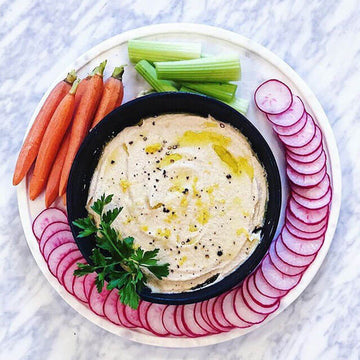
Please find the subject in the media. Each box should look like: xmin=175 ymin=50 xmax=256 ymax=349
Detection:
xmin=182 ymin=303 xmax=209 ymax=336
xmin=222 ymin=289 xmax=252 ymax=328
xmin=206 ymin=297 xmax=232 ymax=332
xmin=42 ymin=230 xmax=75 ymax=261
xmin=63 ymin=259 xmax=86 ymax=295
xmin=194 ymin=302 xmax=219 ymax=334
xmin=146 ymin=303 xmax=169 ymax=336
xmin=287 ymin=143 xmax=323 ymax=163
xmin=116 ymin=301 xmax=136 ymax=328
xmin=267 ymin=95 xmax=305 ymax=127
xmin=32 ymin=207 xmax=67 ymax=239
xmin=39 ymin=221 xmax=70 ymax=253
xmin=254 ymin=79 xmax=293 ymax=114
xmin=88 ymin=282 xmax=110 ymax=317
xmin=287 ymin=151 xmax=326 ymax=175
xmin=83 ymin=273 xmax=97 ymax=301
xmin=213 ymin=292 xmax=233 ymax=328
xmin=72 ymin=273 xmax=88 ymax=303
xmin=287 ymin=165 xmax=326 ymax=187
xmin=290 ymin=198 xmax=328 ymax=224
xmin=281 ymin=227 xmax=324 ymax=256
xmin=103 ymin=289 xmax=123 ymax=326
xmin=56 ymin=250 xmax=82 ymax=285
xmin=276 ymin=235 xmax=316 ymax=267
xmin=292 ymin=187 xmax=332 ymax=210
xmin=243 ymin=277 xmax=280 ymax=315
xmin=291 ymin=174 xmax=330 ymax=200
xmin=162 ymin=305 xmax=182 ymax=336
xmin=138 ymin=301 xmax=152 ymax=331
xmin=287 ymin=125 xmax=322 ymax=155
xmin=175 ymin=305 xmax=196 ymax=337
xmin=201 ymin=300 xmax=218 ymax=332
xmin=124 ymin=303 xmax=142 ymax=327
xmin=234 ymin=287 xmax=268 ymax=324
xmin=247 ymin=274 xmax=278 ymax=307
xmin=286 ymin=221 xmax=327 ymax=239
xmin=261 ymin=255 xmax=302 ymax=291
xmin=279 ymin=114 xmax=315 ymax=147
xmin=254 ymin=268 xmax=287 ymax=298
xmin=286 ymin=208 xmax=328 ymax=232
xmin=47 ymin=242 xmax=78 ymax=276
xmin=273 ymin=110 xmax=307 ymax=136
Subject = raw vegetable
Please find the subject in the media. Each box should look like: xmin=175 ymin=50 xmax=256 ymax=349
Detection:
xmin=91 ymin=66 xmax=125 ymax=129
xmin=72 ymin=194 xmax=170 ymax=309
xmin=155 ymin=57 xmax=241 ymax=82
xmin=128 ymin=39 xmax=201 ymax=63
xmin=180 ymin=82 xmax=237 ymax=102
xmin=135 ymin=60 xmax=178 ymax=92
xmin=13 ymin=70 xmax=77 ymax=186
xmin=29 ymin=79 xmax=80 ymax=200
xmin=59 ymin=60 xmax=107 ymax=196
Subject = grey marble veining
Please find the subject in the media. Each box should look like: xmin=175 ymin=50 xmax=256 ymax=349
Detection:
xmin=1 ymin=0 xmax=360 ymax=359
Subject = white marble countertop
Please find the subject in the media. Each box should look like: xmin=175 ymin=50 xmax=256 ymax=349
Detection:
xmin=1 ymin=0 xmax=359 ymax=359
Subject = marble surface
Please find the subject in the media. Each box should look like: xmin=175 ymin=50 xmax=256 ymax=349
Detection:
xmin=1 ymin=0 xmax=359 ymax=359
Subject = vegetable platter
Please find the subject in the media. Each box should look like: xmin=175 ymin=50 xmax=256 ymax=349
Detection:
xmin=16 ymin=23 xmax=341 ymax=347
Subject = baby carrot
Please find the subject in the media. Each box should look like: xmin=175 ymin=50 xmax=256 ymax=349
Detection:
xmin=13 ymin=70 xmax=77 ymax=185
xmin=91 ymin=66 xmax=124 ymax=129
xmin=59 ymin=60 xmax=106 ymax=196
xmin=29 ymin=79 xmax=80 ymax=200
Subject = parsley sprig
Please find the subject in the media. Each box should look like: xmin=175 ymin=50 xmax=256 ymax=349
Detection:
xmin=73 ymin=194 xmax=169 ymax=309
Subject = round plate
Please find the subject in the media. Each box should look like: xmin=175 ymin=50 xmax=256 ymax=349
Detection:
xmin=17 ymin=23 xmax=341 ymax=347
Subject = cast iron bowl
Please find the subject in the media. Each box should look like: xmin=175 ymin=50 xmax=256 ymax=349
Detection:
xmin=67 ymin=92 xmax=281 ymax=305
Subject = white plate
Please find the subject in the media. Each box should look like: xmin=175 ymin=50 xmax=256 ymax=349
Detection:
xmin=17 ymin=23 xmax=341 ymax=348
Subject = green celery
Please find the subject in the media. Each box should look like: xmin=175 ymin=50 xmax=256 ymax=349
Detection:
xmin=181 ymin=82 xmax=237 ymax=102
xmin=224 ymin=97 xmax=249 ymax=115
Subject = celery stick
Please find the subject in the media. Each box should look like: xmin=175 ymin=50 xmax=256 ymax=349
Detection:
xmin=128 ymin=40 xmax=201 ymax=63
xmin=155 ymin=57 xmax=241 ymax=82
xmin=224 ymin=98 xmax=249 ymax=115
xmin=135 ymin=60 xmax=178 ymax=92
xmin=181 ymin=82 xmax=237 ymax=102
xmin=179 ymin=86 xmax=202 ymax=94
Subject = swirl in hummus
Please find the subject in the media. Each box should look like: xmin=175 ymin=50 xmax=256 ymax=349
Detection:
xmin=87 ymin=114 xmax=268 ymax=293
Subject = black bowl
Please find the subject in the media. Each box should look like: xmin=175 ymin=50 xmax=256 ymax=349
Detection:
xmin=67 ymin=92 xmax=281 ymax=305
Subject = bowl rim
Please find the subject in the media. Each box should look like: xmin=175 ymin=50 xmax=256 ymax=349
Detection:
xmin=67 ymin=92 xmax=281 ymax=305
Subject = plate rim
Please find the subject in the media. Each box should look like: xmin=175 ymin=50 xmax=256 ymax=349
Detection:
xmin=17 ymin=22 xmax=341 ymax=348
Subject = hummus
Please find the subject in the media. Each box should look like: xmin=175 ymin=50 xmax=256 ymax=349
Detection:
xmin=87 ymin=114 xmax=268 ymax=293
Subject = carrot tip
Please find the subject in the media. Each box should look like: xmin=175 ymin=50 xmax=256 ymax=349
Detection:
xmin=65 ymin=70 xmax=77 ymax=85
xmin=112 ymin=66 xmax=125 ymax=80
xmin=69 ymin=79 xmax=81 ymax=95
xmin=92 ymin=60 xmax=107 ymax=77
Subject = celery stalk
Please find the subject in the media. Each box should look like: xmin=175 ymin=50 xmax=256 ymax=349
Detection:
xmin=128 ymin=40 xmax=201 ymax=63
xmin=224 ymin=98 xmax=249 ymax=115
xmin=135 ymin=60 xmax=178 ymax=92
xmin=181 ymin=82 xmax=237 ymax=102
xmin=179 ymin=86 xmax=202 ymax=94
xmin=155 ymin=57 xmax=241 ymax=82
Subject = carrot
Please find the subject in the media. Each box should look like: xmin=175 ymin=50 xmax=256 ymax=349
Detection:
xmin=62 ymin=193 xmax=67 ymax=206
xmin=29 ymin=79 xmax=80 ymax=200
xmin=59 ymin=60 xmax=107 ymax=196
xmin=13 ymin=70 xmax=77 ymax=185
xmin=91 ymin=66 xmax=124 ymax=129
xmin=44 ymin=129 xmax=71 ymax=207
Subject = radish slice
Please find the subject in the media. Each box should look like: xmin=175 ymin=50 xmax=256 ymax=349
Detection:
xmin=273 ymin=110 xmax=307 ymax=136
xmin=287 ymin=125 xmax=322 ymax=155
xmin=261 ymin=255 xmax=302 ymax=291
xmin=287 ymin=144 xmax=323 ymax=163
xmin=287 ymin=151 xmax=326 ymax=175
xmin=201 ymin=300 xmax=218 ymax=332
xmin=287 ymin=165 xmax=326 ymax=187
xmin=206 ymin=297 xmax=232 ymax=332
xmin=281 ymin=227 xmax=324 ymax=256
xmin=56 ymin=250 xmax=82 ymax=285
xmin=47 ymin=242 xmax=78 ymax=276
xmin=182 ymin=304 xmax=209 ymax=336
xmin=103 ymin=289 xmax=123 ymax=326
xmin=39 ymin=222 xmax=70 ymax=253
xmin=194 ymin=302 xmax=219 ymax=333
xmin=269 ymin=241 xmax=306 ymax=276
xmin=243 ymin=277 xmax=280 ymax=315
xmin=276 ymin=235 xmax=316 ymax=267
xmin=116 ymin=301 xmax=136 ymax=328
xmin=292 ymin=187 xmax=332 ymax=210
xmin=33 ymin=207 xmax=67 ymax=239
xmin=267 ymin=95 xmax=305 ymax=126
xmin=254 ymin=79 xmax=293 ymax=114
xmin=286 ymin=221 xmax=327 ymax=239
xmin=254 ymin=268 xmax=287 ymax=298
xmin=72 ymin=272 xmax=88 ymax=303
xmin=88 ymin=282 xmax=110 ymax=317
xmin=213 ymin=292 xmax=233 ymax=328
xmin=234 ymin=287 xmax=268 ymax=324
xmin=222 ymin=289 xmax=251 ymax=328
xmin=279 ymin=113 xmax=315 ymax=148
xmin=162 ymin=305 xmax=182 ymax=336
xmin=291 ymin=174 xmax=331 ymax=200
xmin=138 ymin=301 xmax=152 ymax=331
xmin=63 ymin=259 xmax=86 ymax=295
xmin=42 ymin=230 xmax=75 ymax=261
xmin=124 ymin=303 xmax=142 ymax=327
xmin=146 ymin=303 xmax=169 ymax=336
xmin=290 ymin=198 xmax=328 ymax=224
xmin=175 ymin=305 xmax=196 ymax=337
xmin=247 ymin=274 xmax=278 ymax=307
xmin=83 ymin=273 xmax=97 ymax=301
xmin=286 ymin=208 xmax=328 ymax=232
